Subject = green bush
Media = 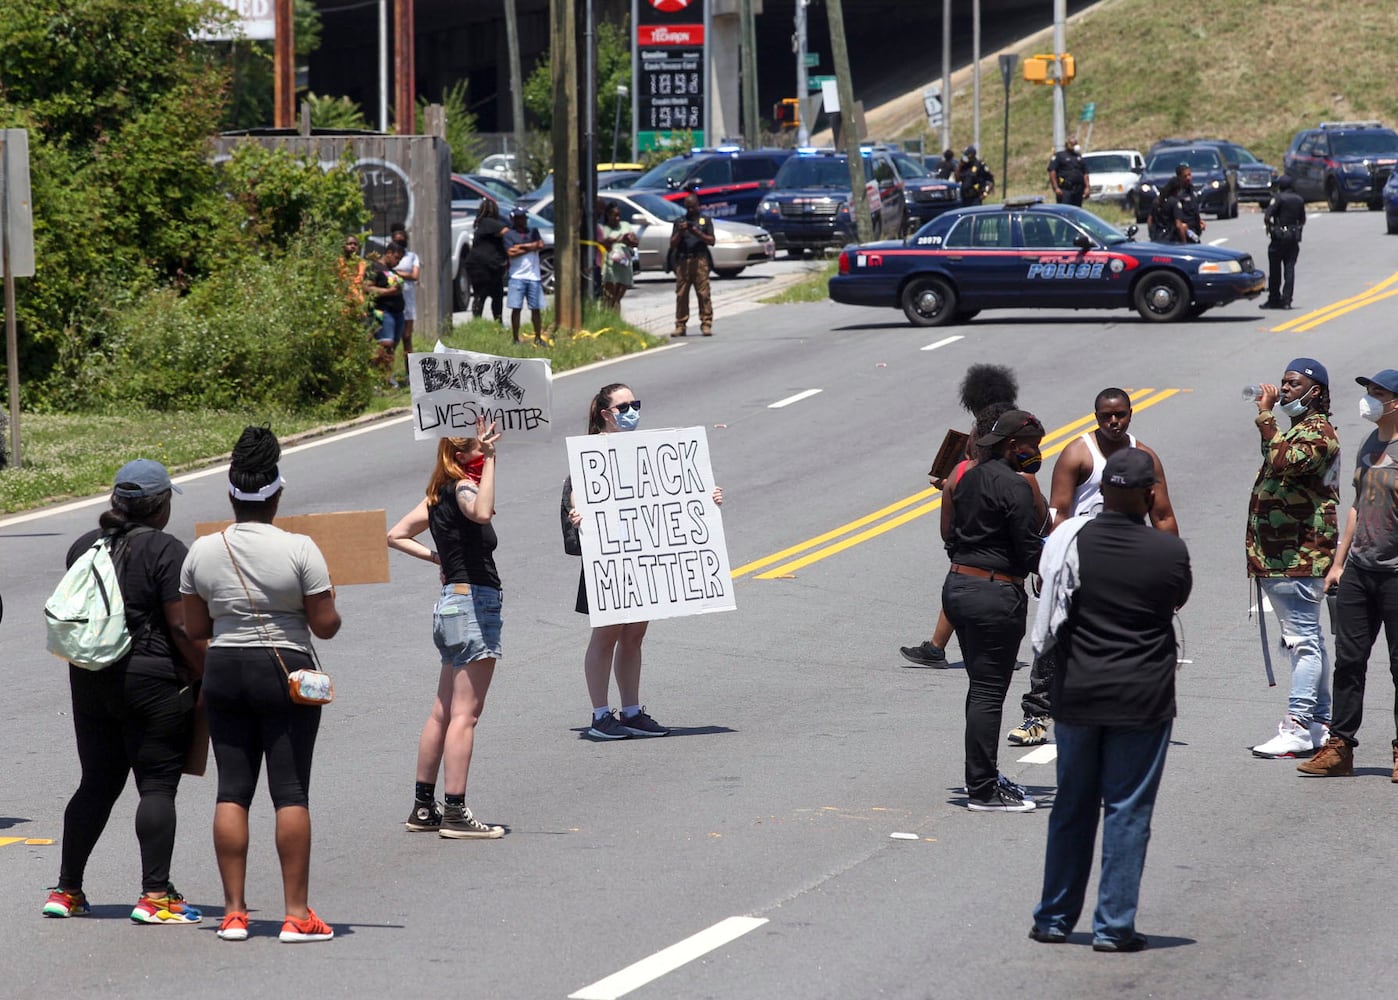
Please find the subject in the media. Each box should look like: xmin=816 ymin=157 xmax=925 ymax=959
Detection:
xmin=85 ymin=232 xmax=375 ymax=415
xmin=418 ymin=79 xmax=480 ymax=172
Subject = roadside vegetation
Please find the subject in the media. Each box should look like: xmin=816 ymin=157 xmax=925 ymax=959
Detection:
xmin=904 ymin=0 xmax=1398 ymax=202
xmin=761 ymin=259 xmax=840 ymax=304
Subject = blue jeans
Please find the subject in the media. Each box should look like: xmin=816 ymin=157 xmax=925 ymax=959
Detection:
xmin=433 ymin=585 xmax=503 ymax=667
xmin=1258 ymin=577 xmax=1331 ymax=726
xmin=1033 ymin=720 xmax=1172 ymax=946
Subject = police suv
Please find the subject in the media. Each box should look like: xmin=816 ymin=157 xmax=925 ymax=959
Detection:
xmin=755 ymin=147 xmax=908 ymax=255
xmin=1283 ymin=121 xmax=1398 ymax=212
xmin=628 ymin=146 xmax=795 ymax=222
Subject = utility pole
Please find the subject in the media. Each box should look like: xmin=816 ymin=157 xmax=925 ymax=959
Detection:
xmin=740 ymin=0 xmax=759 ymax=148
xmin=504 ymin=0 xmax=526 ymax=175
xmin=378 ymin=0 xmax=389 ymax=131
xmin=826 ymin=0 xmax=870 ymax=244
xmin=581 ymin=0 xmax=596 ymax=300
xmin=939 ymin=0 xmax=951 ymax=152
xmin=972 ymin=0 xmax=981 ymax=149
xmin=551 ymin=0 xmax=582 ymax=330
xmin=1052 ymin=0 xmax=1066 ymax=148
xmin=394 ymin=0 xmax=416 ymax=133
xmin=273 ymin=0 xmax=294 ymax=128
xmin=794 ymin=0 xmax=809 ymax=146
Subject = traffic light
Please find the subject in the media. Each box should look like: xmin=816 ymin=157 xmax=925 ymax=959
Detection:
xmin=1022 ymin=54 xmax=1075 ymax=85
xmin=774 ymin=97 xmax=800 ymax=128
xmin=1022 ymin=56 xmax=1050 ymax=83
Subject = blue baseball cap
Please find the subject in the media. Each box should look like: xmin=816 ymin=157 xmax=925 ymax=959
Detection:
xmin=113 ymin=459 xmax=181 ymax=499
xmin=1356 ymin=369 xmax=1398 ymax=394
xmin=1286 ymin=357 xmax=1328 ymax=386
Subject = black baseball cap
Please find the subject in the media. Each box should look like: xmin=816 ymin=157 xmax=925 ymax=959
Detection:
xmin=976 ymin=409 xmax=1044 ymax=447
xmin=1102 ymin=448 xmax=1156 ymax=490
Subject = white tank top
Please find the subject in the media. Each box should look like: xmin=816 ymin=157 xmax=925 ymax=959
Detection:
xmin=1072 ymin=431 xmax=1137 ymax=518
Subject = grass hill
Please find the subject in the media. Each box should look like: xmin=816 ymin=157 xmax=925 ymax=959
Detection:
xmin=858 ymin=0 xmax=1398 ymax=198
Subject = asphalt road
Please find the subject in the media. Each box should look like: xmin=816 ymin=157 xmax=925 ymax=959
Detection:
xmin=4 ymin=208 xmax=1398 ymax=998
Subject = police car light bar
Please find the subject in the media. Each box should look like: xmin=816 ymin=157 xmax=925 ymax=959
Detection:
xmin=1002 ymin=195 xmax=1046 ymax=207
xmin=1319 ymin=120 xmax=1383 ymax=130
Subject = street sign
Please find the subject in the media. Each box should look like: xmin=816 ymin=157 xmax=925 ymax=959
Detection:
xmin=808 ymin=74 xmax=835 ymax=93
xmin=998 ymin=53 xmax=1018 ymax=89
xmin=0 ymin=129 xmax=35 ymax=278
xmin=922 ymin=86 xmax=943 ymax=131
xmin=803 ymin=52 xmax=819 ymax=68
xmin=1080 ymin=101 xmax=1096 ymax=122
xmin=820 ymin=79 xmax=840 ymax=114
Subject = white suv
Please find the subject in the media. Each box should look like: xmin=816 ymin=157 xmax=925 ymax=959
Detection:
xmin=1082 ymin=149 xmax=1145 ymax=206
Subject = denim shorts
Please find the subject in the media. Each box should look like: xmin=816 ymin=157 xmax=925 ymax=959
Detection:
xmin=433 ymin=584 xmax=502 ymax=667
xmin=377 ymin=309 xmax=405 ymax=346
xmin=507 ymin=277 xmax=545 ymax=311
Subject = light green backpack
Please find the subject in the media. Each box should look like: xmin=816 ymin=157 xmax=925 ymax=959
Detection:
xmin=45 ymin=527 xmax=152 ymax=670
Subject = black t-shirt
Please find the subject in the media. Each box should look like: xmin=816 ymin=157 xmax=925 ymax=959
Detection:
xmin=369 ymin=261 xmax=404 ymax=315
xmin=1174 ymin=187 xmax=1202 ymax=231
xmin=66 ymin=525 xmax=189 ymax=680
xmin=1050 ymin=149 xmax=1085 ymax=186
xmin=1265 ymin=190 xmax=1306 ymax=236
xmin=945 ymin=458 xmax=1042 ymax=577
xmin=1051 ymin=512 xmax=1192 ymax=726
xmin=468 ymin=217 xmax=510 ymax=270
xmin=671 ymin=214 xmax=715 ymax=258
xmin=429 ymin=484 xmax=501 ymax=589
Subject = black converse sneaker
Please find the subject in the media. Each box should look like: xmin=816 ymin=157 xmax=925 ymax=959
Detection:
xmin=439 ymin=804 xmax=504 ymax=840
xmin=405 ymin=799 xmax=443 ymax=832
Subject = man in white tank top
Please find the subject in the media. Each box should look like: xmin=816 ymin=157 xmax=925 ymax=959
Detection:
xmin=1007 ymin=388 xmax=1180 ymax=746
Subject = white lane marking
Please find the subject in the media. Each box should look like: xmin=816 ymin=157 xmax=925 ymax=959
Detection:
xmin=1017 ymin=745 xmax=1058 ymax=764
xmin=569 ymin=916 xmax=769 ymax=1000
xmin=1249 ymin=596 xmax=1274 ymax=615
xmin=768 ymin=388 xmax=823 ymax=409
xmin=920 ymin=334 xmax=964 ymax=352
xmin=0 ymin=344 xmax=686 ymax=529
xmin=1209 ymin=237 xmax=1228 ymax=246
xmin=890 ymin=832 xmax=920 ymax=840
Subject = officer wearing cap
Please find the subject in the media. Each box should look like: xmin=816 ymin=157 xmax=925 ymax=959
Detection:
xmin=1245 ymin=359 xmax=1339 ymax=759
xmin=1048 ymin=141 xmax=1090 ymax=206
xmin=1261 ymin=175 xmax=1306 ymax=310
xmin=1301 ymin=368 xmax=1398 ymax=777
xmin=941 ymin=409 xmax=1045 ymax=812
xmin=957 ymin=145 xmax=995 ymax=207
xmin=1030 ymin=446 xmax=1191 ymax=953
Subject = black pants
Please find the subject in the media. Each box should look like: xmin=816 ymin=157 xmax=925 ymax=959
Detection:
xmin=203 ymin=646 xmax=321 ymax=809
xmin=1021 ymin=647 xmax=1058 ymax=718
xmin=1056 ymin=185 xmax=1084 ymax=206
xmin=1267 ymin=238 xmax=1300 ymax=306
xmin=1330 ymin=565 xmax=1398 ymax=746
xmin=60 ymin=664 xmax=191 ymax=894
xmin=468 ymin=265 xmax=505 ymax=321
xmin=942 ymin=573 xmax=1027 ymax=798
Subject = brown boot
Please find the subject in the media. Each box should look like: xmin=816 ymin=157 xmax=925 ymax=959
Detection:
xmin=1297 ymin=735 xmax=1353 ymax=776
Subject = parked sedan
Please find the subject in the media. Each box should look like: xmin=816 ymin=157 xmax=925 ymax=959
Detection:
xmin=1081 ymin=149 xmax=1143 ymax=206
xmin=1134 ymin=146 xmax=1238 ymax=221
xmin=828 ymin=199 xmax=1264 ymax=326
xmin=529 ymin=191 xmax=776 ymax=278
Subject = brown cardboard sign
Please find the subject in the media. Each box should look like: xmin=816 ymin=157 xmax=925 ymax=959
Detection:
xmin=195 ymin=510 xmax=389 ymax=585
xmin=929 ymin=429 xmax=970 ymax=481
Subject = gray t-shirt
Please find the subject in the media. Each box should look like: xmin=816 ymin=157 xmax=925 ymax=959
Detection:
xmin=180 ymin=523 xmax=332 ymax=652
xmin=1349 ymin=429 xmax=1398 ymax=572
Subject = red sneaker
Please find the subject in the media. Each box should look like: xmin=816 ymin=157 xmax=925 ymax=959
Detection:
xmin=279 ymin=908 xmax=334 ymax=943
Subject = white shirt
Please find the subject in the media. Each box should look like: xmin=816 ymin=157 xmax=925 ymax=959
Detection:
xmin=395 ymin=249 xmax=420 ymax=319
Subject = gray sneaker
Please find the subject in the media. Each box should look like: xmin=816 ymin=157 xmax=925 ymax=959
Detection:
xmin=587 ymin=710 xmax=630 ymax=741
xmin=405 ymin=799 xmax=443 ymax=832
xmin=439 ymin=804 xmax=503 ymax=840
xmin=899 ymin=641 xmax=948 ymax=668
xmin=619 ymin=708 xmax=670 ymax=737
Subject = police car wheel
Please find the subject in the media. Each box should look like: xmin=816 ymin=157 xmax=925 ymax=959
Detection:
xmin=1326 ymin=183 xmax=1347 ymax=213
xmin=1132 ymin=272 xmax=1190 ymax=323
xmin=901 ymin=277 xmax=957 ymax=327
xmin=713 ymin=267 xmax=744 ymax=279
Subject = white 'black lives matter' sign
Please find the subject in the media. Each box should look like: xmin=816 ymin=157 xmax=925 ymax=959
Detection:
xmin=567 ymin=427 xmax=735 ymax=626
xmin=408 ymin=345 xmax=552 ymax=441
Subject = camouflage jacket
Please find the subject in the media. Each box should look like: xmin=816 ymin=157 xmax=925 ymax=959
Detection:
xmin=1245 ymin=411 xmax=1339 ymax=577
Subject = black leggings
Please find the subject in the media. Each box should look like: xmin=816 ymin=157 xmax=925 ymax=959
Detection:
xmin=60 ymin=664 xmax=191 ymax=894
xmin=202 ymin=646 xmax=321 ymax=809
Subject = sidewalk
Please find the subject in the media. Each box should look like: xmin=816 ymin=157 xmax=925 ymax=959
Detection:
xmin=618 ymin=262 xmax=828 ymax=335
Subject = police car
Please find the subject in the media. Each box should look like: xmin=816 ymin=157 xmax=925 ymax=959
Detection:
xmin=887 ymin=150 xmax=963 ymax=227
xmin=628 ymin=146 xmax=795 ymax=221
xmin=1283 ymin=121 xmax=1398 ymax=212
xmin=827 ymin=198 xmax=1265 ymax=326
xmin=756 ymin=146 xmax=908 ymax=254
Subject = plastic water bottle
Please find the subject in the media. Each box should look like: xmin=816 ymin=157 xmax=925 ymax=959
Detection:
xmin=1242 ymin=385 xmax=1264 ymax=401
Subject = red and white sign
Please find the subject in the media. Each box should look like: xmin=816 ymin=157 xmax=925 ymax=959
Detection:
xmin=638 ymin=23 xmax=704 ymax=46
xmin=648 ymin=0 xmax=694 ymax=10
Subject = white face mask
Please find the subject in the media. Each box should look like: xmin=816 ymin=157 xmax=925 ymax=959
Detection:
xmin=1360 ymin=394 xmax=1387 ymax=422
xmin=1280 ymin=387 xmax=1315 ymax=418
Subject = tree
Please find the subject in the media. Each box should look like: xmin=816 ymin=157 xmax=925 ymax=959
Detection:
xmin=220 ymin=0 xmax=324 ymax=131
xmin=417 ymin=79 xmax=481 ymax=172
xmin=524 ymin=19 xmax=633 ymax=160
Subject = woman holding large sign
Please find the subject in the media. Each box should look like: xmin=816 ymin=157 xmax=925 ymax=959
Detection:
xmin=388 ymin=417 xmax=506 ymax=840
xmin=569 ymin=383 xmax=723 ymax=740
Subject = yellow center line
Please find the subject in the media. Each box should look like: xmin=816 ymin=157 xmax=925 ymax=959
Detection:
xmin=728 ymin=389 xmax=1146 ymax=580
xmin=1271 ymin=269 xmax=1398 ymax=332
xmin=1287 ymin=287 xmax=1398 ymax=333
xmin=740 ymin=389 xmax=1181 ymax=581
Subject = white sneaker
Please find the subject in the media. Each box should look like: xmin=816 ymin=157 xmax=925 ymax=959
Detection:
xmin=1252 ymin=717 xmax=1316 ymax=759
xmin=1309 ymin=721 xmax=1330 ymax=749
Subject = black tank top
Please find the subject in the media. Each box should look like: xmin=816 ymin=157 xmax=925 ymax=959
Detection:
xmin=428 ymin=483 xmax=501 ymax=590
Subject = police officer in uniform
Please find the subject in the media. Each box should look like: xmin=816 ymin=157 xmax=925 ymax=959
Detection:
xmin=1171 ymin=163 xmax=1205 ymax=242
xmin=958 ymin=146 xmax=995 ymax=207
xmin=934 ymin=148 xmax=958 ymax=180
xmin=1261 ymin=175 xmax=1306 ymax=310
xmin=1048 ymin=142 xmax=1090 ymax=206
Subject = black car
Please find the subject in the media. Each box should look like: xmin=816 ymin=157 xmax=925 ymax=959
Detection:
xmin=628 ymin=147 xmax=795 ymax=222
xmin=1192 ymin=141 xmax=1278 ymax=206
xmin=1283 ymin=121 xmax=1398 ymax=212
xmin=888 ymin=150 xmax=963 ymax=227
xmin=1133 ymin=146 xmax=1238 ymax=222
xmin=827 ymin=199 xmax=1265 ymax=326
xmin=755 ymin=147 xmax=908 ymax=254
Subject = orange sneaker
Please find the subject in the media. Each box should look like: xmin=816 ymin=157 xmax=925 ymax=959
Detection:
xmin=217 ymin=911 xmax=249 ymax=941
xmin=279 ymin=908 xmax=334 ymax=943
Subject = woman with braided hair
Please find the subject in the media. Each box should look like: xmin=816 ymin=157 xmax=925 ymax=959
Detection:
xmin=180 ymin=426 xmax=342 ymax=943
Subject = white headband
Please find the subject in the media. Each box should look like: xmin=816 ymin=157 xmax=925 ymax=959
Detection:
xmin=229 ymin=474 xmax=285 ymax=501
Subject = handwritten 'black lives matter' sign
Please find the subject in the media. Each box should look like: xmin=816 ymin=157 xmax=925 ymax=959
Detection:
xmin=408 ymin=346 xmax=553 ymax=441
xmin=567 ymin=427 xmax=735 ymax=627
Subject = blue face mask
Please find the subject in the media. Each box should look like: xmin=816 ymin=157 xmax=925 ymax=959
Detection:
xmin=1012 ymin=446 xmax=1043 ymax=474
xmin=614 ymin=408 xmax=640 ymax=432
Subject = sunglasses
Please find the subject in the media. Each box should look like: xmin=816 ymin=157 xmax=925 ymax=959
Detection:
xmin=610 ymin=400 xmax=641 ymax=414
